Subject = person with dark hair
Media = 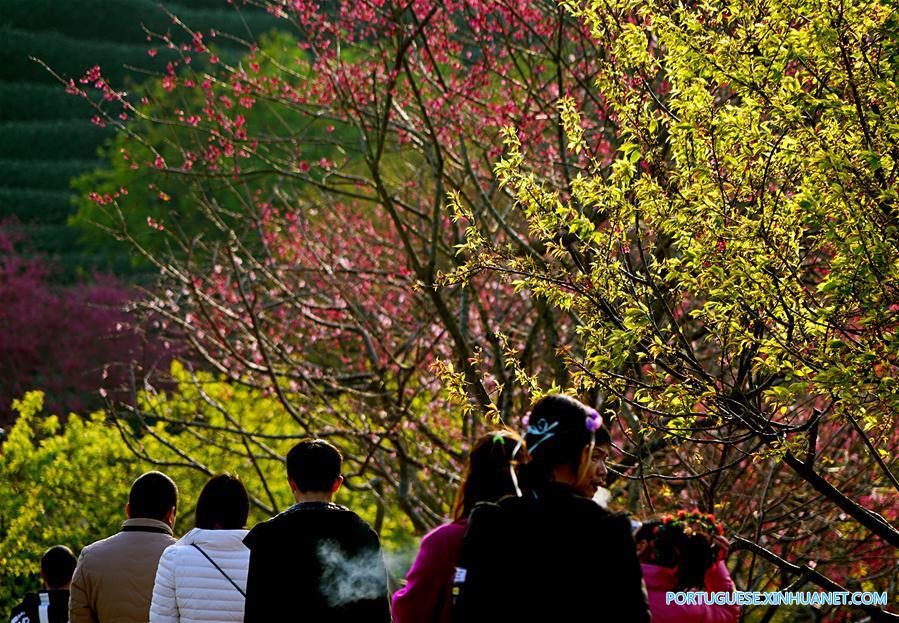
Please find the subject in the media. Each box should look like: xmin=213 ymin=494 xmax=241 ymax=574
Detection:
xmin=242 ymin=439 xmax=390 ymax=623
xmin=70 ymin=471 xmax=178 ymax=623
xmin=635 ymin=511 xmax=740 ymax=623
xmin=150 ymin=474 xmax=251 ymax=623
xmin=392 ymin=430 xmax=521 ymax=623
xmin=10 ymin=545 xmax=77 ymax=623
xmin=452 ymin=394 xmax=651 ymax=623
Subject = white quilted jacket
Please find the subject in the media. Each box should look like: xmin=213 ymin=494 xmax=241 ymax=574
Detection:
xmin=149 ymin=528 xmax=250 ymax=623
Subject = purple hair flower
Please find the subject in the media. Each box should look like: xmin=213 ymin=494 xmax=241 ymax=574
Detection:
xmin=585 ymin=408 xmax=603 ymax=433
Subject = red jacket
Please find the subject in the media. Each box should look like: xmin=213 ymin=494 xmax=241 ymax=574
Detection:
xmin=391 ymin=520 xmax=467 ymax=623
xmin=641 ymin=561 xmax=741 ymax=623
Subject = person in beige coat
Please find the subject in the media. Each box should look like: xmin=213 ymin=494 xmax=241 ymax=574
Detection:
xmin=69 ymin=472 xmax=178 ymax=623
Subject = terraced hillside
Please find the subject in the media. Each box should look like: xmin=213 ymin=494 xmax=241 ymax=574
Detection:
xmin=1 ymin=0 xmax=280 ymax=277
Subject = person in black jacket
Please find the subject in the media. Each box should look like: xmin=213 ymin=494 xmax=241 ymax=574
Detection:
xmin=452 ymin=394 xmax=651 ymax=623
xmin=242 ymin=439 xmax=390 ymax=623
xmin=10 ymin=545 xmax=77 ymax=623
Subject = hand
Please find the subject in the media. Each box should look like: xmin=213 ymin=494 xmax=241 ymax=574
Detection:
xmin=712 ymin=535 xmax=730 ymax=562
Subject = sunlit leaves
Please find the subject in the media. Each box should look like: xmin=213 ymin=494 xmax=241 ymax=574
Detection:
xmin=457 ymin=0 xmax=899 ymax=612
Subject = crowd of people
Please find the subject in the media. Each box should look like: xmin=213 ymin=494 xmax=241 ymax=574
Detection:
xmin=10 ymin=395 xmax=741 ymax=623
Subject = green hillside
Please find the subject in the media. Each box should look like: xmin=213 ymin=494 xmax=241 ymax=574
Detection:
xmin=0 ymin=0 xmax=281 ymax=278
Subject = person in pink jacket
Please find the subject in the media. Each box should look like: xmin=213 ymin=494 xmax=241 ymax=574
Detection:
xmin=391 ymin=430 xmax=521 ymax=623
xmin=635 ymin=511 xmax=741 ymax=623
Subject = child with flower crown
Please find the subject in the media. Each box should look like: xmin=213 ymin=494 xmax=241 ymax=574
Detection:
xmin=452 ymin=394 xmax=650 ymax=623
xmin=634 ymin=511 xmax=740 ymax=623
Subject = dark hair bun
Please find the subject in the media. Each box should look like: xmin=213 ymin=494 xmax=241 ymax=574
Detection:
xmin=521 ymin=394 xmax=610 ymax=487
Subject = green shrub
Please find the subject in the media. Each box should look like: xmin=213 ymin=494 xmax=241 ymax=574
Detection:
xmin=0 ymin=393 xmax=142 ymax=617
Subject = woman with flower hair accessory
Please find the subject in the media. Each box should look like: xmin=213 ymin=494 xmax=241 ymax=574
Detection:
xmin=452 ymin=394 xmax=650 ymax=623
xmin=634 ymin=511 xmax=740 ymax=623
xmin=392 ymin=429 xmax=522 ymax=623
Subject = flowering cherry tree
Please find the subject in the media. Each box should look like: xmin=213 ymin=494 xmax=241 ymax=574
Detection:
xmin=64 ymin=0 xmax=612 ymax=530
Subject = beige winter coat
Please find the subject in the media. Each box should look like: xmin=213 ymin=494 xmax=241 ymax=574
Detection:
xmin=70 ymin=518 xmax=176 ymax=623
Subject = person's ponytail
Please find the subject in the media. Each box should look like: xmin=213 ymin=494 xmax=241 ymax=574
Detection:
xmin=452 ymin=430 xmax=521 ymax=520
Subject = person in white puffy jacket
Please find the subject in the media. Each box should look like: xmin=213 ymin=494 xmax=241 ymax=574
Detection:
xmin=150 ymin=474 xmax=251 ymax=623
